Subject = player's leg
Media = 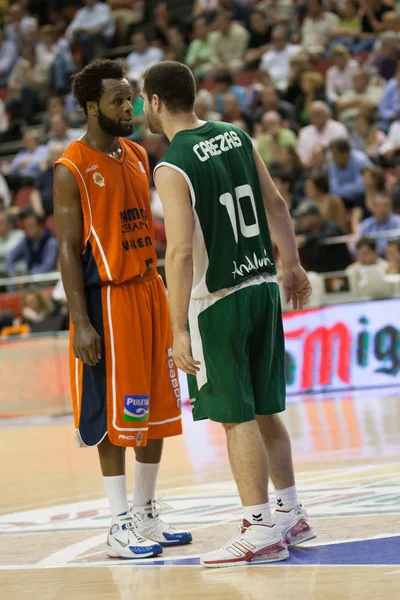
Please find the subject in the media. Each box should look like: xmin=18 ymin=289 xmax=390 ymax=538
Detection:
xmin=130 ymin=275 xmax=191 ymax=546
xmin=187 ymin=284 xmax=288 ymax=567
xmin=251 ymin=282 xmax=316 ymax=547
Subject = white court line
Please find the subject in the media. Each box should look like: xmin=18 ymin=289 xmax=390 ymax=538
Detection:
xmin=0 ymin=563 xmax=395 ymax=571
xmin=386 ymin=569 xmax=400 ymax=575
xmin=37 ymin=533 xmax=105 ymax=567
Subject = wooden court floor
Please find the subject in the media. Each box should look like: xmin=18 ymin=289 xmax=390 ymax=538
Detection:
xmin=1 ymin=388 xmax=399 ymax=599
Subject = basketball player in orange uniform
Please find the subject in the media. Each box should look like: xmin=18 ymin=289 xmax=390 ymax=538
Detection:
xmin=54 ymin=59 xmax=192 ymax=559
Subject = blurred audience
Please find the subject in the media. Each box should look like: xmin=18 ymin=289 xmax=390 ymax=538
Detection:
xmin=346 ymin=237 xmax=388 ymax=286
xmin=297 ymin=101 xmax=348 ymax=166
xmin=325 ymin=45 xmax=359 ymax=105
xmin=351 ymin=112 xmax=386 ymax=161
xmin=294 ymin=71 xmax=326 ymax=128
xmin=257 ymin=111 xmax=297 ymax=166
xmin=378 ymin=63 xmax=400 ymax=133
xmin=337 ymin=67 xmax=382 ymax=131
xmin=244 ymin=9 xmax=271 ymax=69
xmin=210 ymin=10 xmax=249 ymax=74
xmin=185 ymin=16 xmax=215 ymax=77
xmin=20 ymin=286 xmax=54 ymax=326
xmin=126 ymin=31 xmax=164 ymax=81
xmin=0 ymin=211 xmax=25 ymax=277
xmin=9 ymin=130 xmax=47 ymax=189
xmin=386 ymin=239 xmax=400 ymax=274
xmin=305 ymin=172 xmax=347 ymax=231
xmin=0 ymin=25 xmax=18 ymax=87
xmin=5 ymin=212 xmax=58 ymax=276
xmin=357 ymin=193 xmax=400 ymax=256
xmin=301 ymin=0 xmax=339 ymax=55
xmin=30 ymin=144 xmax=64 ymax=218
xmin=259 ymin=25 xmax=301 ymax=90
xmin=328 ymin=138 xmax=371 ymax=208
xmin=66 ymin=0 xmax=115 ymax=64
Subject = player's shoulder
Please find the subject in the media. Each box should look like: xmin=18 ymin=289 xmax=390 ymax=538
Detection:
xmin=57 ymin=140 xmax=87 ymax=164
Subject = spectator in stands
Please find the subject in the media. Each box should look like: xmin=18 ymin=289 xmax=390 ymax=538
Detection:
xmin=185 ymin=17 xmax=215 ymax=78
xmin=126 ymin=30 xmax=165 ymax=81
xmin=210 ymin=9 xmax=250 ymax=74
xmin=221 ymin=92 xmax=252 ymax=132
xmin=5 ymin=212 xmax=58 ymax=277
xmin=254 ymin=85 xmax=296 ymax=130
xmin=214 ymin=71 xmax=247 ymax=115
xmin=193 ymin=0 xmax=219 ymax=21
xmin=65 ymin=0 xmax=115 ymax=64
xmin=9 ymin=130 xmax=47 ymax=188
xmin=386 ymin=239 xmax=400 ymax=274
xmin=128 ymin=78 xmax=145 ymax=141
xmin=20 ymin=287 xmax=54 ymax=326
xmin=305 ymin=172 xmax=347 ymax=231
xmin=350 ymin=164 xmax=386 ymax=233
xmin=0 ymin=97 xmax=9 ymax=142
xmin=0 ymin=211 xmax=25 ymax=277
xmin=325 ymin=45 xmax=359 ymax=106
xmin=301 ymin=0 xmax=339 ymax=55
xmin=276 ymin=145 xmax=304 ymax=189
xmin=346 ymin=237 xmax=388 ymax=286
xmin=359 ymin=0 xmax=392 ymax=53
xmin=259 ymin=25 xmax=301 ymax=90
xmin=46 ymin=114 xmax=82 ymax=156
xmin=328 ymin=0 xmax=362 ymax=54
xmin=378 ymin=63 xmax=400 ymax=134
xmin=294 ymin=200 xmax=351 ymax=273
xmin=294 ymin=71 xmax=326 ymax=128
xmin=329 ymin=138 xmax=371 ymax=208
xmin=0 ymin=26 xmax=18 ymax=87
xmin=194 ymin=90 xmax=221 ymax=121
xmin=379 ymin=115 xmax=400 ymax=164
xmin=244 ymin=9 xmax=271 ymax=69
xmin=36 ymin=25 xmax=58 ymax=77
xmin=351 ymin=111 xmax=386 ymax=161
xmin=270 ymin=170 xmax=300 ymax=216
xmin=370 ymin=31 xmax=400 ymax=83
xmin=256 ymin=111 xmax=297 ymax=166
xmin=256 ymin=0 xmax=294 ymax=25
xmin=4 ymin=1 xmax=38 ymax=47
xmin=0 ymin=174 xmax=11 ymax=209
xmin=357 ymin=192 xmax=400 ymax=256
xmin=297 ymin=101 xmax=348 ymax=166
xmin=165 ymin=24 xmax=188 ymax=62
xmin=337 ymin=67 xmax=383 ymax=132
xmin=283 ymin=54 xmax=310 ymax=105
xmin=30 ymin=144 xmax=64 ymax=219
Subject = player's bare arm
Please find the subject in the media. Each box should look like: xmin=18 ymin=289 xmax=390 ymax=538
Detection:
xmin=254 ymin=149 xmax=312 ymax=310
xmin=54 ymin=164 xmax=101 ymax=367
xmin=154 ymin=165 xmax=200 ymax=376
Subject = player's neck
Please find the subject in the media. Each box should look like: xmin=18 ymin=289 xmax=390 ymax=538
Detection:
xmin=83 ymin=128 xmax=119 ymax=155
xmin=163 ymin=114 xmax=206 ymax=142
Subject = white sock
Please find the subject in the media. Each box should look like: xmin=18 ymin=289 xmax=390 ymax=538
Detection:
xmin=102 ymin=475 xmax=129 ymax=519
xmin=275 ymin=485 xmax=299 ymax=510
xmin=243 ymin=502 xmax=274 ymax=525
xmin=132 ymin=461 xmax=160 ymax=509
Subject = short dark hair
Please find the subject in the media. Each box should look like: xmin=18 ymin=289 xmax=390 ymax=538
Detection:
xmin=214 ymin=71 xmax=234 ymax=86
xmin=72 ymin=59 xmax=126 ymax=115
xmin=142 ymin=61 xmax=196 ymax=114
xmin=309 ymin=172 xmax=330 ymax=194
xmin=23 ymin=210 xmax=45 ymax=226
xmin=330 ymin=138 xmax=351 ymax=153
xmin=356 ymin=237 xmax=377 ymax=252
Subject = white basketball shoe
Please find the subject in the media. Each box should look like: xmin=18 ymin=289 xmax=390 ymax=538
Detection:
xmin=106 ymin=512 xmax=163 ymax=559
xmin=134 ymin=500 xmax=193 ymax=546
xmin=200 ymin=520 xmax=289 ymax=568
xmin=275 ymin=504 xmax=316 ymax=547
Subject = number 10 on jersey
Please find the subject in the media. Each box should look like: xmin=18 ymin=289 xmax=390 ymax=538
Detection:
xmin=219 ymin=184 xmax=260 ymax=243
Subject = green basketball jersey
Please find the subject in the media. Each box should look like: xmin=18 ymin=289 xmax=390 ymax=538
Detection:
xmin=155 ymin=121 xmax=276 ymax=298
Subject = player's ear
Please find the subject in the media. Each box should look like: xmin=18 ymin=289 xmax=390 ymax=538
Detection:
xmin=152 ymin=94 xmax=162 ymax=113
xmin=87 ymin=101 xmax=98 ymax=117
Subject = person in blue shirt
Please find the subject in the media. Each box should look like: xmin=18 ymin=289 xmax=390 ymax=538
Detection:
xmin=214 ymin=71 xmax=248 ymax=115
xmin=357 ymin=192 xmax=400 ymax=256
xmin=328 ymin=138 xmax=372 ymax=208
xmin=5 ymin=212 xmax=58 ymax=277
xmin=377 ymin=64 xmax=400 ymax=133
xmin=10 ymin=130 xmax=48 ymax=184
xmin=0 ymin=27 xmax=18 ymax=87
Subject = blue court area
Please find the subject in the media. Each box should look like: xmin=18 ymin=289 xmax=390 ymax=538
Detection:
xmin=131 ymin=536 xmax=400 ymax=567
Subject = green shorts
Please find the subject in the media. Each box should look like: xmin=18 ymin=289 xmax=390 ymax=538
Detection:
xmin=188 ymin=274 xmax=286 ymax=424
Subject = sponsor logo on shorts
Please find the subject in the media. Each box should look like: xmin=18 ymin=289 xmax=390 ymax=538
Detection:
xmin=93 ymin=171 xmax=105 ymax=187
xmin=167 ymin=347 xmax=181 ymax=409
xmin=123 ymin=395 xmax=149 ymax=422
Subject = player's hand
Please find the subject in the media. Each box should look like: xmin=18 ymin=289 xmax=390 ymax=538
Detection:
xmin=281 ymin=264 xmax=312 ymax=311
xmin=173 ymin=330 xmax=200 ymax=376
xmin=73 ymin=322 xmax=101 ymax=367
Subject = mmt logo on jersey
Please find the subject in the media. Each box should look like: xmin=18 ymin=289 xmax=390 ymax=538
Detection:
xmin=123 ymin=395 xmax=149 ymax=422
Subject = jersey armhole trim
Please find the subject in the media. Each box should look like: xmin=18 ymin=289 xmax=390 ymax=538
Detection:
xmin=154 ymin=161 xmax=196 ymax=208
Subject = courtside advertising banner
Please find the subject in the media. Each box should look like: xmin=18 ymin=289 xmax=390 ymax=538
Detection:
xmin=283 ymin=299 xmax=400 ymax=395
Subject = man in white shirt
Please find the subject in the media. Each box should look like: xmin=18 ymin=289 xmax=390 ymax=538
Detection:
xmin=297 ymin=101 xmax=349 ymax=166
xmin=210 ymin=10 xmax=250 ymax=74
xmin=259 ymin=26 xmax=302 ymax=90
xmin=301 ymin=0 xmax=339 ymax=55
xmin=66 ymin=0 xmax=115 ymax=64
xmin=325 ymin=45 xmax=359 ymax=105
xmin=126 ymin=31 xmax=164 ymax=81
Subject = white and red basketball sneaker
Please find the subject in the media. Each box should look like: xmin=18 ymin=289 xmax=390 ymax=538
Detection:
xmin=200 ymin=520 xmax=289 ymax=568
xmin=275 ymin=504 xmax=316 ymax=547
xmin=106 ymin=512 xmax=163 ymax=559
xmin=134 ymin=500 xmax=193 ymax=547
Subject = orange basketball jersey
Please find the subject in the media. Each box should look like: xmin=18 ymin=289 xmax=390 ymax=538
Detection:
xmin=55 ymin=138 xmax=158 ymax=285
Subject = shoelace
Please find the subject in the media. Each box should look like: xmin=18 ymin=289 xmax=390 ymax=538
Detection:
xmin=120 ymin=513 xmax=146 ymax=541
xmin=149 ymin=498 xmax=172 ymax=519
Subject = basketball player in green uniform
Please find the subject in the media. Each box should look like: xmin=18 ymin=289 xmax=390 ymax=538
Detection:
xmin=141 ymin=62 xmax=315 ymax=568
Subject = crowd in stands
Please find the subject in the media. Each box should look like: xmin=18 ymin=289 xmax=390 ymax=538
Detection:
xmin=0 ymin=0 xmax=399 ymax=333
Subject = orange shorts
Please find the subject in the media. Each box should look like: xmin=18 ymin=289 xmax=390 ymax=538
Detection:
xmin=70 ymin=270 xmax=182 ymax=447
